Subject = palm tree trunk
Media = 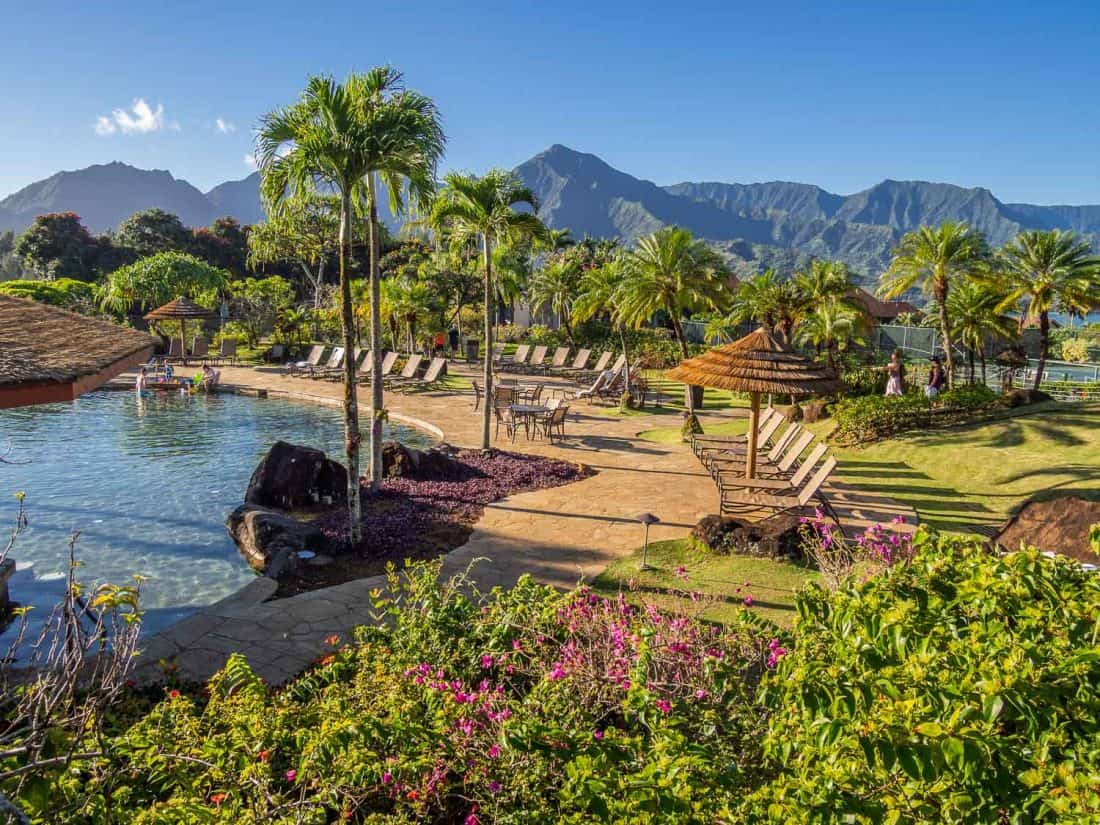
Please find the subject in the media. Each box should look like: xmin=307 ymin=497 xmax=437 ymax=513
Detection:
xmin=670 ymin=314 xmax=697 ymax=413
xmin=619 ymin=326 xmax=631 ymax=390
xmin=979 ymin=346 xmax=987 ymax=386
xmin=481 ymin=235 xmax=494 ymax=451
xmin=936 ymin=280 xmax=956 ymax=389
xmin=338 ymin=189 xmax=362 ymax=544
xmin=968 ymin=348 xmax=975 ymax=385
xmin=367 ymin=175 xmax=384 ymax=496
xmin=1033 ymin=311 xmax=1050 ymax=391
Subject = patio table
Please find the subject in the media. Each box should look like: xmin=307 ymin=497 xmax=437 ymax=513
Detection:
xmin=509 ymin=403 xmax=550 ymax=439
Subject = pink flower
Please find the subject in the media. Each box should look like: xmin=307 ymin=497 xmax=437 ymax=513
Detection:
xmin=694 ymin=689 xmax=709 ymax=699
xmin=285 ymin=769 xmax=297 ymax=783
xmin=511 ymin=639 xmax=523 ymax=651
xmin=548 ymin=663 xmax=566 ymax=681
xmin=487 ymin=744 xmax=501 ymax=759
xmin=675 ymin=565 xmax=689 ymax=581
xmin=655 ymin=699 xmax=672 ymax=714
xmin=382 ymin=771 xmax=393 ymax=785
xmin=488 ymin=780 xmax=502 ymax=794
xmin=481 ymin=654 xmax=494 ymax=669
xmin=743 ymin=596 xmax=754 ymax=607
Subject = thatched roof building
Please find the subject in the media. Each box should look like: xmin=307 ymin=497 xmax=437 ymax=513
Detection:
xmin=0 ymin=294 xmax=155 ymax=408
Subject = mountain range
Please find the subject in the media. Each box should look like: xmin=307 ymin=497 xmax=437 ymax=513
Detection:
xmin=3 ymin=146 xmax=1099 ymax=282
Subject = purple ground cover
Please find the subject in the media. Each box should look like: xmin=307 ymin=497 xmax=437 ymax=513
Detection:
xmin=315 ymin=450 xmax=592 ymax=557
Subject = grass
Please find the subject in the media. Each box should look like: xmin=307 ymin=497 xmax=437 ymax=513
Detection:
xmin=588 ymin=372 xmax=751 ymax=419
xmin=640 ymin=401 xmax=1100 ymax=535
xmin=591 ymin=538 xmax=819 ymax=626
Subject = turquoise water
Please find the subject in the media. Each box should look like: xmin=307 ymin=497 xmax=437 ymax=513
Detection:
xmin=0 ymin=390 xmax=432 ymax=645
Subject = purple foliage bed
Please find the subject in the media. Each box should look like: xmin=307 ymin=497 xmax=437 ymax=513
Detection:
xmin=312 ymin=449 xmax=592 ymax=561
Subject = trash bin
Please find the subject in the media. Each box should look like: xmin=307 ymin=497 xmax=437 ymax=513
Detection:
xmin=465 ymin=339 xmax=480 ymax=363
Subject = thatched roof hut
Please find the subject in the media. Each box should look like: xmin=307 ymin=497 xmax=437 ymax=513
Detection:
xmin=667 ymin=327 xmax=843 ymax=477
xmin=0 ymin=295 xmax=155 ymax=408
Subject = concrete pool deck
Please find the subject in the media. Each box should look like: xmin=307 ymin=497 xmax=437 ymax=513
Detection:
xmin=130 ymin=360 xmax=916 ymax=686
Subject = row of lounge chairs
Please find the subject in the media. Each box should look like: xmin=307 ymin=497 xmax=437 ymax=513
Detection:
xmin=285 ymin=346 xmax=447 ymax=391
xmin=690 ymin=407 xmax=839 ymax=520
xmin=159 ymin=336 xmax=238 ymax=365
xmin=494 ymin=344 xmax=611 ymax=378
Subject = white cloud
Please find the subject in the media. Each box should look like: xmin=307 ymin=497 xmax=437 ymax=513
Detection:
xmin=215 ymin=117 xmax=236 ymax=134
xmin=93 ymin=98 xmax=168 ymax=136
xmin=243 ymin=153 xmax=257 ymax=169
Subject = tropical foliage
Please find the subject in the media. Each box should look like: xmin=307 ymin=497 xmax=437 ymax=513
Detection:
xmin=98 ymin=251 xmax=229 ymax=314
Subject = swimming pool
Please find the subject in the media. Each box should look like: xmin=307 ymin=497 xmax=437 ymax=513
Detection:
xmin=0 ymin=390 xmax=433 ymax=645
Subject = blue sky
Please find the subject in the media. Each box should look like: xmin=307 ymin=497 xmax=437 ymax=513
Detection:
xmin=2 ymin=0 xmax=1099 ymax=203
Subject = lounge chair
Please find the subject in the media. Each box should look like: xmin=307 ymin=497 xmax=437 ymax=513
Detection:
xmin=162 ymin=338 xmax=184 ymax=364
xmin=383 ymin=354 xmax=423 ymax=387
xmin=708 ymin=427 xmax=815 ymax=480
xmin=305 ymin=346 xmax=344 ymax=378
xmin=287 ymin=345 xmax=326 ymax=375
xmin=358 ymin=351 xmax=398 ymax=384
xmin=317 ymin=348 xmax=367 ymax=380
xmin=524 ymin=345 xmax=549 ymax=373
xmin=540 ymin=346 xmax=570 ymax=373
xmin=718 ymin=455 xmax=838 ymax=518
xmin=491 ymin=342 xmax=506 ymax=363
xmin=552 ymin=348 xmax=591 ymax=374
xmin=692 ymin=408 xmax=780 ymax=459
xmin=391 ymin=356 xmax=446 ymax=391
xmin=569 ymin=370 xmax=610 ymax=400
xmin=216 ymin=338 xmax=240 ymax=365
xmin=499 ymin=344 xmax=530 ymax=372
xmin=191 ymin=337 xmax=209 ymax=359
xmin=703 ymin=420 xmax=801 ymax=472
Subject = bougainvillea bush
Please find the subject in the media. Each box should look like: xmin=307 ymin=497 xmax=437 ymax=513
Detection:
xmin=12 ymin=532 xmax=1100 ymax=823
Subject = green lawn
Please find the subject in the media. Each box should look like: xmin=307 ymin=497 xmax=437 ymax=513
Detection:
xmin=642 ymin=402 xmax=1100 ymax=534
xmin=591 ymin=538 xmax=818 ymax=626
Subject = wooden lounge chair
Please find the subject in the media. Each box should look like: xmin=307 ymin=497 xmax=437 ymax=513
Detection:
xmin=287 ymin=345 xmax=326 ymax=375
xmin=305 ymin=346 xmax=344 ymax=378
xmin=524 ymin=345 xmax=549 ymax=373
xmin=358 ymin=351 xmax=398 ymax=384
xmin=709 ymin=428 xmax=815 ymax=480
xmin=383 ymin=354 xmax=423 ymax=387
xmin=499 ymin=344 xmax=530 ymax=372
xmin=162 ymin=338 xmax=184 ymax=363
xmin=318 ymin=348 xmax=367 ymax=380
xmin=491 ymin=343 xmax=506 ymax=363
xmin=391 ymin=356 xmax=446 ymax=391
xmin=718 ymin=456 xmax=838 ymax=518
xmin=216 ymin=338 xmax=240 ymax=365
xmin=553 ymin=348 xmax=591 ymax=374
xmin=568 ymin=370 xmax=610 ymax=400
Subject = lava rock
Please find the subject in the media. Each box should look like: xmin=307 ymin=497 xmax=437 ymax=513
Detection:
xmin=226 ymin=504 xmax=327 ymax=577
xmin=381 ymin=440 xmax=464 ymax=480
xmin=994 ymin=495 xmax=1100 ymax=565
xmin=381 ymin=440 xmax=419 ymax=478
xmin=692 ymin=513 xmax=804 ymax=560
xmin=245 ymin=441 xmax=348 ymax=509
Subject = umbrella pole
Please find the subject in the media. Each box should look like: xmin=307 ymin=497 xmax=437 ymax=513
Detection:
xmin=745 ymin=391 xmax=760 ymax=479
xmin=180 ymin=319 xmax=188 ymax=366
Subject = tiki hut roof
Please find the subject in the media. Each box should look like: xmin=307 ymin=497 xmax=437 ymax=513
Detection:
xmin=143 ymin=296 xmax=215 ymax=321
xmin=666 ymin=327 xmax=845 ymax=396
xmin=995 ymin=347 xmax=1028 ymax=366
xmin=0 ymin=295 xmax=155 ymax=406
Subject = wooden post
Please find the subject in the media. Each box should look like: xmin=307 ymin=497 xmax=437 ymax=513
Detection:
xmin=745 ymin=391 xmax=760 ymax=479
xmin=180 ymin=319 xmax=187 ymax=366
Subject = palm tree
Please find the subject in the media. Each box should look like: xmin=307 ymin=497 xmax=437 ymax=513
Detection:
xmin=430 ymin=170 xmax=548 ymax=450
xmin=256 ymin=75 xmax=374 ymax=543
xmin=545 ymin=228 xmax=575 ymax=252
xmin=528 ymin=258 xmax=582 ymax=343
xmin=617 ymin=227 xmax=730 ymax=411
xmin=878 ymin=221 xmax=990 ymax=388
xmin=942 ymin=280 xmax=1016 ymax=384
xmin=997 ymin=229 xmax=1099 ymax=390
xmin=573 ymin=257 xmax=634 ymax=385
xmin=729 ymin=270 xmax=807 ymax=344
xmin=345 ymin=67 xmax=444 ymax=493
xmin=795 ymin=301 xmax=867 ymax=370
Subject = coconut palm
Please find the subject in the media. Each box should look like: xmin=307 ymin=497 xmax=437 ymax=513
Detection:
xmin=942 ymin=280 xmax=1016 ymax=384
xmin=878 ymin=221 xmax=991 ymax=388
xmin=729 ymin=269 xmax=807 ymax=344
xmin=996 ymin=229 xmax=1100 ymax=390
xmin=617 ymin=227 xmax=730 ymax=411
xmin=795 ymin=300 xmax=868 ymax=370
xmin=573 ymin=257 xmax=634 ymax=385
xmin=527 ymin=258 xmax=582 ymax=343
xmin=430 ymin=170 xmax=548 ymax=449
xmin=256 ymin=75 xmax=374 ymax=542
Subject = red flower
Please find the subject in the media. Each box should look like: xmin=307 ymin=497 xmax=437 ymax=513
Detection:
xmin=210 ymin=793 xmax=226 ymax=806
xmin=407 ymin=789 xmax=420 ymax=801
xmin=258 ymin=749 xmax=270 ymax=763
xmin=168 ymin=689 xmax=181 ymax=699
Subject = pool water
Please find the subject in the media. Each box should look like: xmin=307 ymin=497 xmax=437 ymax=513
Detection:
xmin=0 ymin=390 xmax=433 ymax=645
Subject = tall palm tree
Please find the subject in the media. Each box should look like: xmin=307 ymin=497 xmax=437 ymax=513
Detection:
xmin=997 ymin=229 xmax=1099 ymax=390
xmin=256 ymin=75 xmax=374 ymax=543
xmin=528 ymin=258 xmax=582 ymax=343
xmin=729 ymin=269 xmax=807 ymax=344
xmin=794 ymin=300 xmax=867 ymax=370
xmin=573 ymin=257 xmax=634 ymax=385
xmin=346 ymin=67 xmax=444 ymax=493
xmin=617 ymin=227 xmax=730 ymax=411
xmin=878 ymin=221 xmax=990 ymax=388
xmin=430 ymin=170 xmax=548 ymax=450
xmin=943 ymin=280 xmax=1016 ymax=384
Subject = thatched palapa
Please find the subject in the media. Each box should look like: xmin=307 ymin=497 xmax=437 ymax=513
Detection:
xmin=0 ymin=295 xmax=155 ymax=408
xmin=667 ymin=327 xmax=842 ymax=477
xmin=144 ymin=296 xmax=215 ymax=363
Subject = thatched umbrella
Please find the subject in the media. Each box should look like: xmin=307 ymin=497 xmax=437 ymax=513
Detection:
xmin=143 ymin=297 xmax=215 ymax=365
xmin=666 ymin=327 xmax=844 ymax=478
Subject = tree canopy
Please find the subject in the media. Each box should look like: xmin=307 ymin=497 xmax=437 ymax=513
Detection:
xmin=98 ymin=251 xmax=230 ymax=315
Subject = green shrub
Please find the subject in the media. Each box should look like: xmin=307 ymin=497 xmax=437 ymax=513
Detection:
xmin=832 ymin=384 xmax=999 ymax=444
xmin=1059 ymin=337 xmax=1090 ymax=363
xmin=744 ymin=532 xmax=1100 ymax=822
xmin=0 ymin=277 xmax=95 ymax=310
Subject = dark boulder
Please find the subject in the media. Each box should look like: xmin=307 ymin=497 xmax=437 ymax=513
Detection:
xmin=692 ymin=513 xmax=804 ymax=560
xmin=245 ymin=441 xmax=348 ymax=510
xmin=381 ymin=440 xmax=418 ymax=478
xmin=382 ymin=440 xmax=463 ymax=480
xmin=994 ymin=495 xmax=1100 ymax=565
xmin=226 ymin=504 xmax=328 ymax=578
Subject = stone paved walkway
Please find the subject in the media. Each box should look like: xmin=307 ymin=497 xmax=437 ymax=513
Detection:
xmin=131 ymin=362 xmax=915 ymax=685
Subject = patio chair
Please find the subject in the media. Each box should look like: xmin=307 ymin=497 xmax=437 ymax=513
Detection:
xmin=692 ymin=408 xmax=780 ymax=459
xmin=216 ymin=338 xmax=240 ymax=365
xmin=318 ymin=348 xmax=367 ymax=380
xmin=392 ymin=356 xmax=446 ymax=391
xmin=519 ymin=383 xmax=544 ymax=405
xmin=191 ymin=337 xmax=209 ymax=359
xmin=568 ymin=370 xmax=610 ymax=401
xmin=718 ymin=456 xmax=838 ymax=519
xmin=472 ymin=381 xmax=484 ymax=410
xmin=499 ymin=344 xmax=531 ymax=372
xmin=538 ymin=405 xmax=570 ymax=444
xmin=306 ymin=346 xmax=344 ymax=378
xmin=358 ymin=351 xmax=398 ymax=384
xmin=524 ymin=345 xmax=549 ymax=373
xmin=492 ymin=403 xmax=519 ymax=442
xmin=544 ymin=346 xmax=571 ymax=372
xmin=287 ymin=345 xmax=326 ymax=375
xmin=552 ymin=348 xmax=591 ymax=374
xmin=491 ymin=342 xmax=506 ymax=363
xmin=260 ymin=342 xmax=281 ymax=364
xmin=492 ymin=385 xmax=517 ymax=408
xmin=704 ymin=420 xmax=801 ymax=473
xmin=383 ymin=353 xmax=423 ymax=387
